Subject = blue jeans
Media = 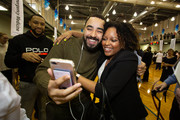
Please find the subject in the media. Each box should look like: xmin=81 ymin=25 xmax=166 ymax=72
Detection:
xmin=19 ymin=81 xmax=39 ymax=120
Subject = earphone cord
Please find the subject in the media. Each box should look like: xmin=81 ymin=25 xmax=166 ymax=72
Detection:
xmin=69 ymin=93 xmax=85 ymax=120
xmin=69 ymin=42 xmax=85 ymax=120
xmin=76 ymin=42 xmax=84 ymax=71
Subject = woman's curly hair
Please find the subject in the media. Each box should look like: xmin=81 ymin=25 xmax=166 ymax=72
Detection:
xmin=103 ymin=21 xmax=140 ymax=51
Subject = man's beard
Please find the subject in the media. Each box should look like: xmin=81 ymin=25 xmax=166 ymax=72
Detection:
xmin=31 ymin=28 xmax=44 ymax=37
xmin=83 ymin=36 xmax=101 ymax=52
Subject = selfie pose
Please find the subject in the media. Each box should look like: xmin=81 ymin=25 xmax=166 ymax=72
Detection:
xmin=47 ymin=21 xmax=148 ymax=120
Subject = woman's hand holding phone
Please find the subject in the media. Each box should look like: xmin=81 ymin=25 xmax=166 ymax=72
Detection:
xmin=47 ymin=68 xmax=83 ymax=104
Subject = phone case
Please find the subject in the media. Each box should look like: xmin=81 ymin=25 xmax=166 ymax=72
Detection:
xmin=49 ymin=58 xmax=76 ymax=89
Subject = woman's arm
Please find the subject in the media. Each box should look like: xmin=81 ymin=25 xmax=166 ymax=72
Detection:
xmin=54 ymin=30 xmax=83 ymax=45
xmin=77 ymin=75 xmax=97 ymax=93
xmin=164 ymin=63 xmax=175 ymax=67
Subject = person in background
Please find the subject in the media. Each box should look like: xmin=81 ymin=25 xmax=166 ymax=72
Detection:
xmin=155 ymin=58 xmax=180 ymax=120
xmin=152 ymin=51 xmax=157 ymax=64
xmin=0 ymin=72 xmax=29 ymax=120
xmin=48 ymin=21 xmax=148 ymax=120
xmin=176 ymin=88 xmax=180 ymax=109
xmin=0 ymin=32 xmax=12 ymax=84
xmin=155 ymin=50 xmax=163 ymax=70
xmin=142 ymin=46 xmax=153 ymax=82
xmin=174 ymin=50 xmax=180 ymax=60
xmin=160 ymin=49 xmax=177 ymax=82
xmin=5 ymin=14 xmax=53 ymax=120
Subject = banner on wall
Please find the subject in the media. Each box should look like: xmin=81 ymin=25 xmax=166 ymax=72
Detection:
xmin=11 ymin=0 xmax=24 ymax=36
xmin=162 ymin=29 xmax=165 ymax=35
xmin=54 ymin=27 xmax=57 ymax=41
xmin=159 ymin=40 xmax=163 ymax=51
xmin=151 ymin=31 xmax=153 ymax=37
xmin=63 ymin=23 xmax=66 ymax=30
xmin=175 ymin=24 xmax=179 ymax=33
xmin=60 ymin=18 xmax=63 ymax=26
xmin=54 ymin=9 xmax=58 ymax=21
xmin=170 ymin=38 xmax=176 ymax=50
xmin=44 ymin=0 xmax=50 ymax=10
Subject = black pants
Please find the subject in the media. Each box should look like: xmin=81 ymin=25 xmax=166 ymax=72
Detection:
xmin=1 ymin=69 xmax=12 ymax=84
xmin=142 ymin=65 xmax=150 ymax=81
xmin=156 ymin=63 xmax=161 ymax=70
xmin=170 ymin=97 xmax=180 ymax=120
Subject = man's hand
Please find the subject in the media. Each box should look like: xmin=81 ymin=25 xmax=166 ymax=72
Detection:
xmin=137 ymin=61 xmax=146 ymax=76
xmin=47 ymin=68 xmax=82 ymax=104
xmin=175 ymin=87 xmax=180 ymax=109
xmin=22 ymin=52 xmax=42 ymax=63
xmin=54 ymin=31 xmax=73 ymax=45
xmin=154 ymin=82 xmax=168 ymax=91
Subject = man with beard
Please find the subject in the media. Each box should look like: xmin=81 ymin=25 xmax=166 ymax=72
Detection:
xmin=34 ymin=14 xmax=105 ymax=120
xmin=5 ymin=14 xmax=53 ymax=120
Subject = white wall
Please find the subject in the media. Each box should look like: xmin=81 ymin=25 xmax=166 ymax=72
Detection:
xmin=0 ymin=14 xmax=29 ymax=39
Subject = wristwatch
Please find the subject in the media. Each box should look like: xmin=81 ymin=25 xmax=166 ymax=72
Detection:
xmin=76 ymin=73 xmax=80 ymax=80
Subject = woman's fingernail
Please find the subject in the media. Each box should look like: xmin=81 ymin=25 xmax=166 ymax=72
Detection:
xmin=64 ymin=39 xmax=67 ymax=41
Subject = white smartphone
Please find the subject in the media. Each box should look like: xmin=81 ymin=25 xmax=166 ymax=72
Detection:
xmin=49 ymin=58 xmax=76 ymax=89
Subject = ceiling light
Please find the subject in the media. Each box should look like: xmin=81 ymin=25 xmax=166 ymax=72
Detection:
xmin=154 ymin=23 xmax=158 ymax=27
xmin=106 ymin=14 xmax=109 ymax=16
xmin=123 ymin=20 xmax=126 ymax=23
xmin=140 ymin=22 xmax=143 ymax=25
xmin=133 ymin=12 xmax=137 ymax=17
xmin=171 ymin=17 xmax=175 ymax=21
xmin=106 ymin=18 xmax=110 ymax=22
xmin=176 ymin=4 xmax=180 ymax=8
xmin=150 ymin=1 xmax=155 ymax=4
xmin=162 ymin=0 xmax=167 ymax=1
xmin=112 ymin=9 xmax=116 ymax=15
xmin=138 ymin=84 xmax=141 ymax=88
xmin=0 ymin=5 xmax=8 ymax=11
xmin=65 ymin=5 xmax=69 ymax=10
xmin=144 ymin=27 xmax=147 ymax=30
xmin=69 ymin=14 xmax=72 ymax=19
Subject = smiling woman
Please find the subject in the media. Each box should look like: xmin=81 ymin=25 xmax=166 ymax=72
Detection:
xmin=74 ymin=21 xmax=148 ymax=119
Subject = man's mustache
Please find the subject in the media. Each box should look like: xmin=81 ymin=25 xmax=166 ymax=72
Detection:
xmin=86 ymin=36 xmax=99 ymax=41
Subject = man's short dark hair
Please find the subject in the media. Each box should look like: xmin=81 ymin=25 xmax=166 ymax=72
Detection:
xmin=84 ymin=14 xmax=105 ymax=25
xmin=29 ymin=14 xmax=45 ymax=21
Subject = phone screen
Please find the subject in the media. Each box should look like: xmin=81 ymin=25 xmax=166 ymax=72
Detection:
xmin=53 ymin=68 xmax=73 ymax=89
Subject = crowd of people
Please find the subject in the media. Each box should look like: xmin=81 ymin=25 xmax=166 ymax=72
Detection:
xmin=0 ymin=13 xmax=180 ymax=120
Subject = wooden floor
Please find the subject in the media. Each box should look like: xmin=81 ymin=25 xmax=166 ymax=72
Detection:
xmin=139 ymin=63 xmax=176 ymax=120
xmin=32 ymin=63 xmax=176 ymax=120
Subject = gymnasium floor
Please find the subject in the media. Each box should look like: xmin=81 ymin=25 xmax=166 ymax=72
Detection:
xmin=139 ymin=63 xmax=176 ymax=120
